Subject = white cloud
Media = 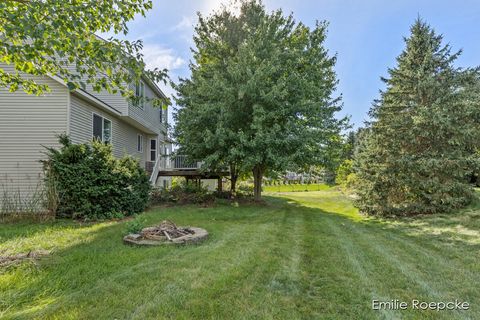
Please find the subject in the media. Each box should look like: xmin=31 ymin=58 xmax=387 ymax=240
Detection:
xmin=200 ymin=0 xmax=240 ymax=15
xmin=141 ymin=44 xmax=185 ymax=71
xmin=171 ymin=16 xmax=194 ymax=31
xmin=201 ymin=0 xmax=223 ymax=14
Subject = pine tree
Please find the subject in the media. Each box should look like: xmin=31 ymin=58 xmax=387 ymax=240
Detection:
xmin=355 ymin=18 xmax=480 ymax=216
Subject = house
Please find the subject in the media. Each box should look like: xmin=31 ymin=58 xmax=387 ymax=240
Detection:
xmin=0 ymin=63 xmax=172 ymax=205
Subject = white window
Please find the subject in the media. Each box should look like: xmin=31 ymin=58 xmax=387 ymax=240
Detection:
xmin=160 ymin=108 xmax=167 ymax=124
xmin=137 ymin=134 xmax=144 ymax=153
xmin=149 ymin=138 xmax=157 ymax=161
xmin=92 ymin=113 xmax=112 ymax=143
xmin=135 ymin=81 xmax=145 ymax=109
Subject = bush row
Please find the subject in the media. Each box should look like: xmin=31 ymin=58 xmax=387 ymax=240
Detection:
xmin=150 ymin=182 xmax=215 ymax=205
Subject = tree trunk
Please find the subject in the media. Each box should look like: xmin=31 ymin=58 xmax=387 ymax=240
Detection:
xmin=253 ymin=165 xmax=263 ymax=201
xmin=231 ymin=175 xmax=238 ymax=193
xmin=229 ymin=164 xmax=238 ymax=194
xmin=217 ymin=177 xmax=223 ymax=192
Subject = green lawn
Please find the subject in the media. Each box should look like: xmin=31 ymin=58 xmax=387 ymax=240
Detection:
xmin=263 ymin=183 xmax=329 ymax=192
xmin=1 ymin=187 xmax=479 ymax=319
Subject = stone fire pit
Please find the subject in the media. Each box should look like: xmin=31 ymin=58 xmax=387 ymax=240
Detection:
xmin=123 ymin=220 xmax=208 ymax=245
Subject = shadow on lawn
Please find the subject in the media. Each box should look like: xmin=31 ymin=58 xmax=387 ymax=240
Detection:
xmin=0 ymin=219 xmax=100 ymax=245
xmin=1 ymin=203 xmax=272 ymax=318
xmin=2 ymin=195 xmax=479 ymax=319
xmin=0 ymin=220 xmax=168 ymax=318
xmin=276 ymin=193 xmax=480 ymax=249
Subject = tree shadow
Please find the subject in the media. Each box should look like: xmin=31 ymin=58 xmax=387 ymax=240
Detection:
xmin=278 ymin=193 xmax=480 ymax=249
xmin=0 ymin=219 xmax=99 ymax=245
xmin=1 ymin=195 xmax=479 ymax=319
xmin=1 ymin=203 xmax=289 ymax=318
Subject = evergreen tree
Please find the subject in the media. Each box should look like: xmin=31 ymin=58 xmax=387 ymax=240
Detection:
xmin=355 ymin=18 xmax=480 ymax=216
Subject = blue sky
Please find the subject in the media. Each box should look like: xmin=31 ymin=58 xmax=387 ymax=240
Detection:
xmin=113 ymin=0 xmax=480 ymax=128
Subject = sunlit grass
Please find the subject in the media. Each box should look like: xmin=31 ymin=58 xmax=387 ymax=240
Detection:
xmin=0 ymin=221 xmax=113 ymax=256
xmin=263 ymin=183 xmax=330 ymax=193
xmin=0 ymin=187 xmax=479 ymax=319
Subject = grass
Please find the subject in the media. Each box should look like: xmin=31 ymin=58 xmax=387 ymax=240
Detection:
xmin=263 ymin=183 xmax=329 ymax=192
xmin=0 ymin=187 xmax=479 ymax=319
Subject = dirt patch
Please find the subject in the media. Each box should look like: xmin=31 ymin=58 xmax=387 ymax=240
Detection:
xmin=0 ymin=250 xmax=50 ymax=268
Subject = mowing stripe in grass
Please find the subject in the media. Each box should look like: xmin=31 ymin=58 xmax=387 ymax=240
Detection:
xmin=321 ymin=216 xmax=398 ymax=320
xmin=1 ymin=189 xmax=479 ymax=319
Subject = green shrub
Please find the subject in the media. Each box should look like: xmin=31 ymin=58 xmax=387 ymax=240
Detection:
xmin=335 ymin=159 xmax=353 ymax=189
xmin=238 ymin=182 xmax=254 ymax=196
xmin=150 ymin=187 xmax=175 ymax=204
xmin=125 ymin=216 xmax=145 ymax=234
xmin=150 ymin=181 xmax=214 ymax=205
xmin=42 ymin=135 xmax=151 ymax=220
xmin=115 ymin=156 xmax=151 ymax=214
xmin=213 ymin=190 xmax=232 ymax=199
xmin=345 ymin=173 xmax=358 ymax=190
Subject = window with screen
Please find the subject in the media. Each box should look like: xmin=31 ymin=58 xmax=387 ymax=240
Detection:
xmin=137 ymin=134 xmax=144 ymax=152
xmin=92 ymin=114 xmax=112 ymax=143
xmin=135 ymin=81 xmax=145 ymax=109
xmin=150 ymin=139 xmax=157 ymax=161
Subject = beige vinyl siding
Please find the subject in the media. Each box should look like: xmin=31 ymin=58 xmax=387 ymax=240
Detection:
xmin=82 ymin=85 xmax=128 ymax=115
xmin=61 ymin=61 xmax=129 ymax=114
xmin=55 ymin=59 xmax=166 ymax=133
xmin=0 ymin=70 xmax=68 ymax=199
xmin=83 ymin=87 xmax=128 ymax=115
xmin=69 ymin=94 xmax=148 ymax=167
xmin=128 ymin=82 xmax=167 ymax=135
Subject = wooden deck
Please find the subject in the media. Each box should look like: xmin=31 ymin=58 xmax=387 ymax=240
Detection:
xmin=158 ymin=170 xmax=228 ymax=179
xmin=149 ymin=155 xmax=229 ymax=190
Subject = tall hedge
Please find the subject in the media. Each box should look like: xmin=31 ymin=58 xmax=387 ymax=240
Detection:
xmin=354 ymin=19 xmax=480 ymax=216
xmin=43 ymin=135 xmax=151 ymax=219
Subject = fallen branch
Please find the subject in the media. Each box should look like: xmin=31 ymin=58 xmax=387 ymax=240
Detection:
xmin=162 ymin=230 xmax=172 ymax=241
xmin=140 ymin=220 xmax=194 ymax=241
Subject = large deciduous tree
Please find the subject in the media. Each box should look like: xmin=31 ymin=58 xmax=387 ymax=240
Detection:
xmin=0 ymin=0 xmax=166 ymax=102
xmin=174 ymin=6 xmax=249 ymax=192
xmin=175 ymin=0 xmax=346 ymax=200
xmin=355 ymin=19 xmax=480 ymax=216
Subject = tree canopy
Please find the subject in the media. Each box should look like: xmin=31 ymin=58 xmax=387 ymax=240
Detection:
xmin=354 ymin=18 xmax=480 ymax=216
xmin=0 ymin=0 xmax=166 ymax=103
xmin=174 ymin=0 xmax=347 ymax=200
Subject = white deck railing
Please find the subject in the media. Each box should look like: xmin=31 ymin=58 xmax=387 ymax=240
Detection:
xmin=149 ymin=155 xmax=203 ymax=184
xmin=171 ymin=155 xmax=202 ymax=170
